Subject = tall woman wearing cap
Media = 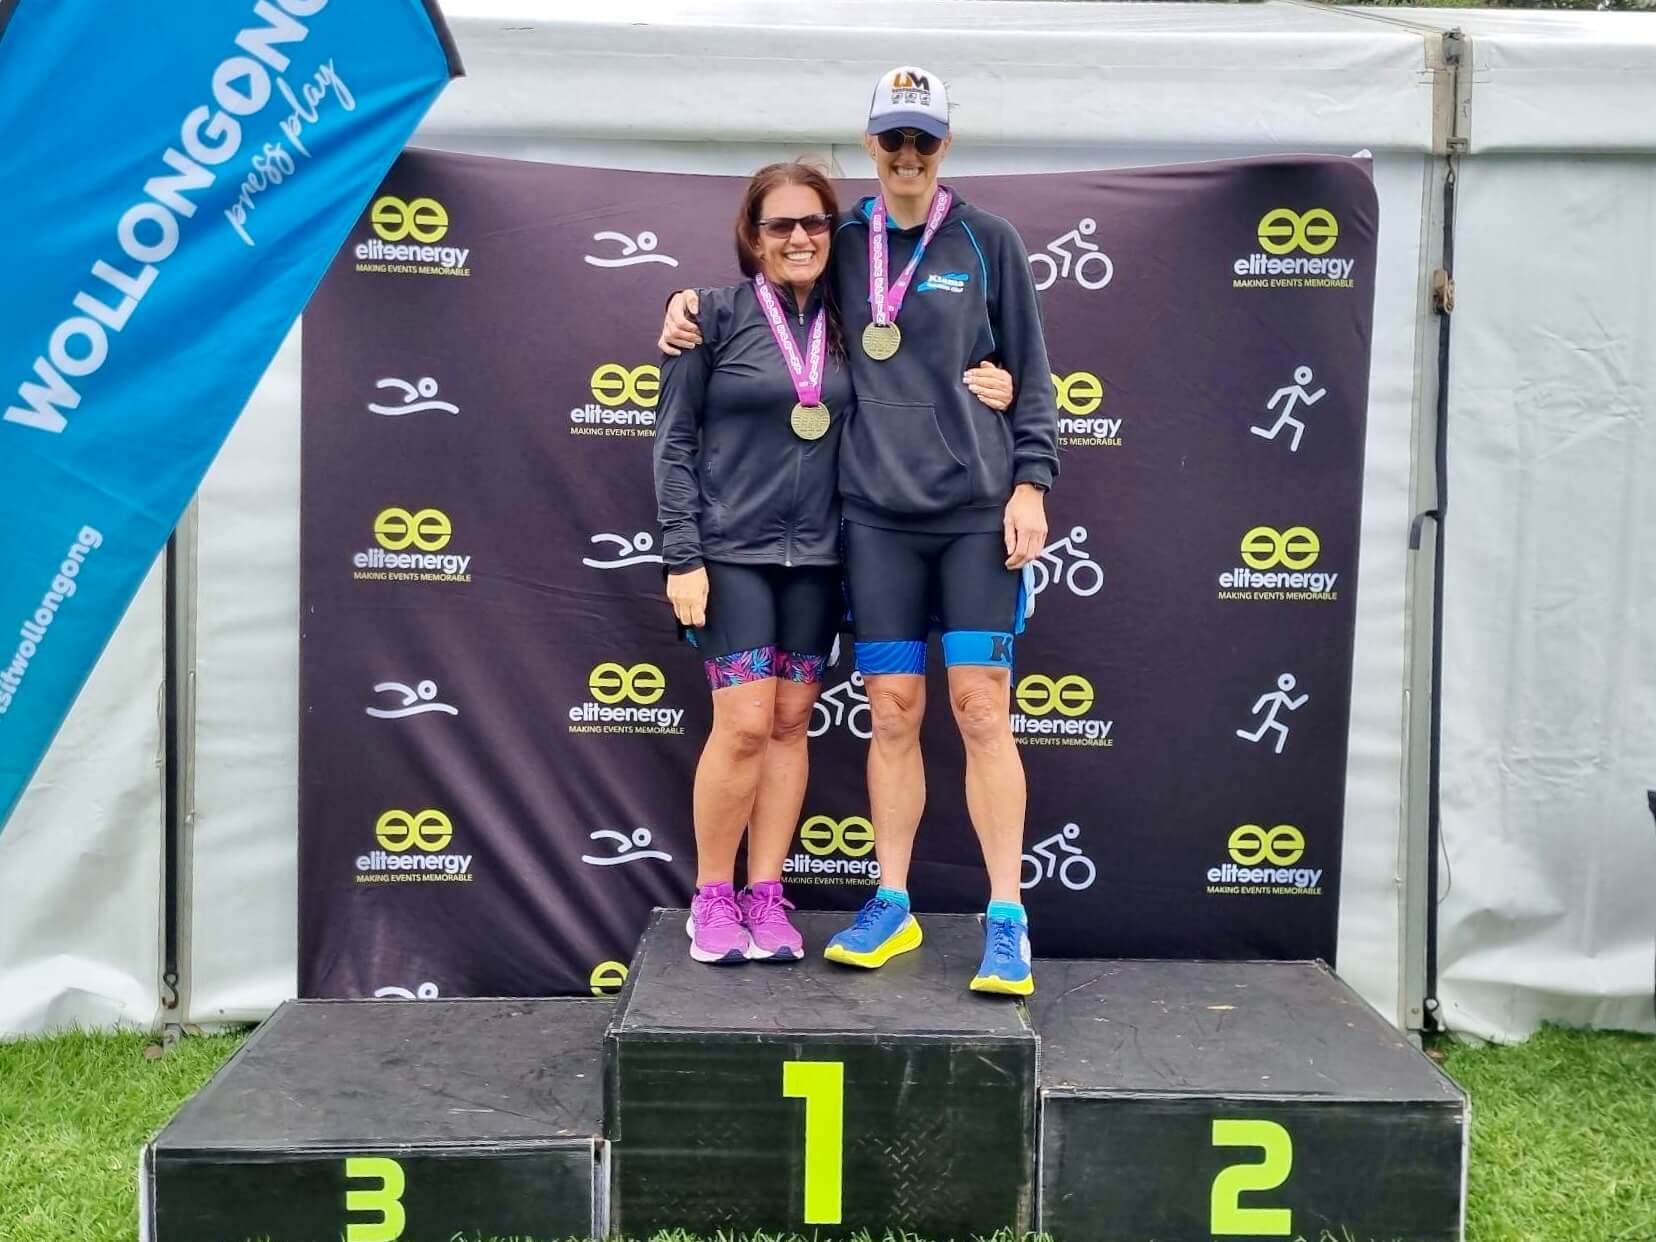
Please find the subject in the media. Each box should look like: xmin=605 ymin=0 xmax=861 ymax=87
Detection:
xmin=654 ymin=160 xmax=1018 ymax=967
xmin=660 ymin=70 xmax=1060 ymax=996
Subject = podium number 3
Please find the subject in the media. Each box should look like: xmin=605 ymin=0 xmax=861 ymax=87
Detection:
xmin=783 ymin=1060 xmax=845 ymax=1225
xmin=344 ymin=1156 xmax=406 ymax=1242
xmin=1211 ymin=1119 xmax=1293 ymax=1236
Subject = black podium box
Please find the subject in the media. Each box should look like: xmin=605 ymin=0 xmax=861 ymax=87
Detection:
xmin=143 ymin=998 xmax=610 ymax=1242
xmin=606 ymin=909 xmax=1037 ymax=1239
xmin=1033 ymin=960 xmax=1468 ymax=1242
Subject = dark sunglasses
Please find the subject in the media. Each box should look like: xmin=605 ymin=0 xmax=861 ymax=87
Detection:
xmin=875 ymin=127 xmax=943 ymax=156
xmin=755 ymin=213 xmax=834 ymax=240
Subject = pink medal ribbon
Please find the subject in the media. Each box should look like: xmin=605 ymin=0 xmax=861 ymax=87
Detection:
xmin=868 ymin=186 xmax=954 ymax=330
xmin=753 ymin=274 xmax=831 ymax=439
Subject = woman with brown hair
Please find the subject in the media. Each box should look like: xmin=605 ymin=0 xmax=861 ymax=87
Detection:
xmin=654 ymin=161 xmax=1013 ymax=965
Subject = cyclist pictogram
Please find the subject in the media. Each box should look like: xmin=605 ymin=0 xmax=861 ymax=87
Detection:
xmin=810 ymin=670 xmax=872 ymax=740
xmin=1021 ymin=823 xmax=1097 ymax=892
xmin=1029 ymin=218 xmax=1114 ymax=292
xmin=1022 ymin=526 xmax=1105 ymax=618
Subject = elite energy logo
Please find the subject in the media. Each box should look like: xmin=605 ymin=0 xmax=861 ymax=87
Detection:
xmin=1205 ymin=824 xmax=1322 ymax=897
xmin=1052 ymin=368 xmax=1121 ymax=448
xmin=1231 ymin=207 xmax=1356 ymax=292
xmin=352 ymin=507 xmax=473 ymax=584
xmin=355 ymin=809 xmax=474 ymax=884
xmin=571 ymin=363 xmax=658 ymax=437
xmin=784 ymin=814 xmax=882 ymax=886
xmin=1217 ymin=526 xmax=1339 ymax=602
xmin=567 ymin=662 xmax=686 ymax=735
xmin=1011 ymin=673 xmax=1113 ymax=747
xmin=355 ymin=194 xmax=471 ymax=277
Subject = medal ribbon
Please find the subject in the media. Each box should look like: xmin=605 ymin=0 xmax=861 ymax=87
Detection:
xmin=868 ymin=187 xmax=954 ymax=328
xmin=753 ymin=275 xmax=827 ymax=406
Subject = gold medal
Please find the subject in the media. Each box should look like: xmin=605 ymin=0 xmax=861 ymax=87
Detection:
xmin=862 ymin=322 xmax=902 ymax=360
xmin=790 ymin=402 xmax=831 ymax=441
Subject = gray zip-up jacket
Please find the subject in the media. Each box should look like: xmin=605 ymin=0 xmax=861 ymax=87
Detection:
xmin=834 ymin=189 xmax=1060 ymax=532
xmin=653 ymin=280 xmax=854 ymax=572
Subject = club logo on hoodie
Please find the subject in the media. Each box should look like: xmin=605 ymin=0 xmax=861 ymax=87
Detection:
xmin=916 ymin=271 xmax=970 ymax=295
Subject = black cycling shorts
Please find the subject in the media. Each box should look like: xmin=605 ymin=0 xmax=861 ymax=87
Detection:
xmin=842 ymin=522 xmax=1025 ymax=674
xmin=687 ymin=561 xmax=840 ymax=688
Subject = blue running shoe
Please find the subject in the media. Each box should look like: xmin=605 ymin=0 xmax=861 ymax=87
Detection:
xmin=970 ymin=913 xmax=1034 ymax=996
xmin=824 ymin=895 xmax=922 ymax=968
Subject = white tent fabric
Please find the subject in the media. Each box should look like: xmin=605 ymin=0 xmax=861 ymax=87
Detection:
xmin=1433 ymin=158 xmax=1656 ymax=1037
xmin=1372 ymin=8 xmax=1656 ymax=1039
xmin=183 ymin=329 xmax=303 ymax=1024
xmin=1378 ymin=10 xmax=1656 ymax=154
xmin=425 ymin=1 xmax=1435 ymax=151
xmin=0 ymin=563 xmax=165 ymax=1034
xmin=8 ymin=1 xmax=1656 ymax=1042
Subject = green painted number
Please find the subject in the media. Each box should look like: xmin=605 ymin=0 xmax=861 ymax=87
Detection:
xmin=1211 ymin=1119 xmax=1293 ymax=1236
xmin=344 ymin=1155 xmax=406 ymax=1242
xmin=782 ymin=1060 xmax=845 ymax=1225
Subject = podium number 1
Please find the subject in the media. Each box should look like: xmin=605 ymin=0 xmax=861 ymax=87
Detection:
xmin=782 ymin=1060 xmax=845 ymax=1225
xmin=1211 ymin=1119 xmax=1293 ymax=1236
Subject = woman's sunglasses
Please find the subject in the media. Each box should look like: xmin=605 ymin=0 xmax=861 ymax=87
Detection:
xmin=875 ymin=127 xmax=943 ymax=156
xmin=756 ymin=213 xmax=834 ymax=240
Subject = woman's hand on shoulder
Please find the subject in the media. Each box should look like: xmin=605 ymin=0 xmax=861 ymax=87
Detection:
xmin=665 ymin=565 xmax=709 ymax=627
xmin=659 ymin=290 xmax=703 ymax=356
xmin=966 ymin=361 xmax=1015 ymax=412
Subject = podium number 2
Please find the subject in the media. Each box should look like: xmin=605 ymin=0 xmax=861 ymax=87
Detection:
xmin=782 ymin=1060 xmax=845 ymax=1225
xmin=344 ymin=1156 xmax=406 ymax=1242
xmin=1211 ymin=1119 xmax=1293 ymax=1236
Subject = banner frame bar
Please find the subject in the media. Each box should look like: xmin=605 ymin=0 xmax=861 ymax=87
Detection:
xmin=419 ymin=0 xmax=466 ymax=79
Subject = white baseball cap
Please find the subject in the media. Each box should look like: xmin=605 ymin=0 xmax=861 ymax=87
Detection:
xmin=866 ymin=66 xmax=950 ymax=140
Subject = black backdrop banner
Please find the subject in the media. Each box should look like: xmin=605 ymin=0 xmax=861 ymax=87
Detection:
xmin=298 ymin=149 xmax=1378 ymax=1000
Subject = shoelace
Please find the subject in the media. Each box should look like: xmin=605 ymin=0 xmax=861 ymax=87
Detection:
xmin=851 ymin=896 xmax=896 ymax=931
xmin=746 ymin=888 xmax=796 ymax=924
xmin=697 ymin=890 xmax=743 ymax=928
xmin=989 ymin=917 xmax=1023 ymax=965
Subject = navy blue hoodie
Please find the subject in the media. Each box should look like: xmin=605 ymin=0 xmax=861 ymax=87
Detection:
xmin=833 ymin=188 xmax=1059 ymax=532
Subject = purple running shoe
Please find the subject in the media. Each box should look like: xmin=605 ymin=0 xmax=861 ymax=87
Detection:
xmin=686 ymin=882 xmax=750 ymax=964
xmin=739 ymin=880 xmax=804 ymax=962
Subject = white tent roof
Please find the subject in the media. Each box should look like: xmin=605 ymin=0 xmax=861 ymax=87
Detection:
xmin=431 ymin=0 xmax=1439 ymax=151
xmin=433 ymin=1 xmax=1656 ymax=156
xmin=1373 ymin=8 xmax=1656 ymax=152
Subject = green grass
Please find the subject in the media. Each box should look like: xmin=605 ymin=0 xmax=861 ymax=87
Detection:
xmin=1434 ymin=1027 xmax=1656 ymax=1242
xmin=0 ymin=1028 xmax=247 ymax=1241
xmin=237 ymin=1235 xmax=1049 ymax=1242
xmin=231 ymin=1237 xmax=1405 ymax=1242
xmin=1 ymin=1024 xmax=1653 ymax=1242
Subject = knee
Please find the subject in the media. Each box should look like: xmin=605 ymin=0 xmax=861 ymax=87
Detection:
xmin=868 ymin=684 xmax=924 ymax=746
xmin=951 ymin=682 xmax=1009 ymax=747
xmin=770 ymin=702 xmax=812 ymax=744
xmin=714 ymin=706 xmax=773 ymax=758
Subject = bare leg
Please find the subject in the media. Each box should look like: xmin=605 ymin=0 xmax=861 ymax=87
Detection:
xmin=863 ymin=673 xmax=927 ymax=892
xmin=693 ymin=678 xmax=776 ymax=887
xmin=948 ymin=666 xmax=1024 ymax=904
xmin=746 ymin=679 xmax=821 ymax=883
